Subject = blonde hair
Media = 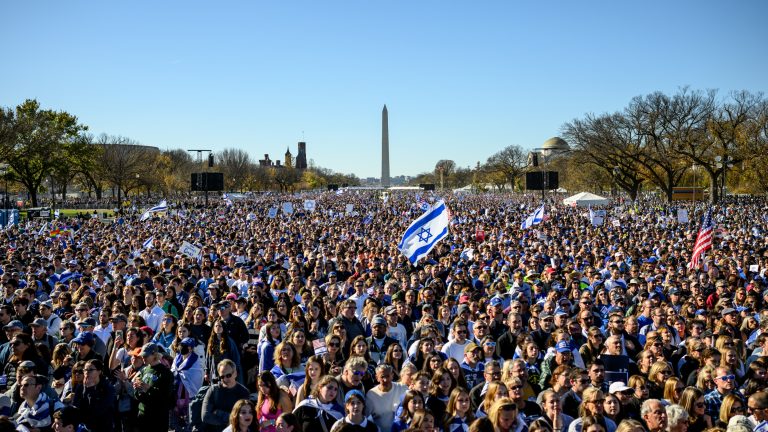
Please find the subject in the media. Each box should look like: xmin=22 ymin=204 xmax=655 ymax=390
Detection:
xmin=579 ymin=388 xmax=604 ymax=417
xmin=648 ymin=361 xmax=672 ymax=385
xmin=663 ymin=377 xmax=683 ymax=404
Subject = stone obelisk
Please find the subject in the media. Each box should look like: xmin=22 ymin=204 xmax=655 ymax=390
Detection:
xmin=381 ymin=105 xmax=390 ymax=188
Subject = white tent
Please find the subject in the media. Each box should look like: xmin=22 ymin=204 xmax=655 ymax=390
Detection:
xmin=562 ymin=192 xmax=610 ymax=207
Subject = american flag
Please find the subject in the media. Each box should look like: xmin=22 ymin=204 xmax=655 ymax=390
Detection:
xmin=688 ymin=208 xmax=714 ymax=269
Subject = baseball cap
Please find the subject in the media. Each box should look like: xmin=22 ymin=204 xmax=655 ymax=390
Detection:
xmin=110 ymin=314 xmax=128 ymax=323
xmin=77 ymin=317 xmax=96 ymax=328
xmin=721 ymin=307 xmax=737 ymax=317
xmin=40 ymin=300 xmax=53 ymax=309
xmin=489 ymin=298 xmax=503 ymax=307
xmin=139 ymin=342 xmax=161 ymax=357
xmin=72 ymin=332 xmax=94 ymax=346
xmin=609 ymin=382 xmax=632 ymax=394
xmin=3 ymin=320 xmax=23 ymax=330
xmin=464 ymin=342 xmax=481 ymax=354
xmin=371 ymin=315 xmax=387 ymax=327
xmin=30 ymin=318 xmax=48 ymax=328
xmin=345 ymin=389 xmax=366 ymax=404
xmin=555 ymin=341 xmax=571 ymax=353
xmin=180 ymin=337 xmax=197 ymax=347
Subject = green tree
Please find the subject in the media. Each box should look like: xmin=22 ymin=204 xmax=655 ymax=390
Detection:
xmin=2 ymin=99 xmax=87 ymax=206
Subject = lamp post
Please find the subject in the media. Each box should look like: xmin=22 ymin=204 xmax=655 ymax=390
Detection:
xmin=0 ymin=164 xmax=7 ymax=225
xmin=715 ymin=156 xmax=733 ymax=203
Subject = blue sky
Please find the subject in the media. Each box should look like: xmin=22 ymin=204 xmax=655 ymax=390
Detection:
xmin=2 ymin=1 xmax=766 ymax=179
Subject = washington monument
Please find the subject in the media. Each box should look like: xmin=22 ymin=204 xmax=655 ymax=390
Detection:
xmin=381 ymin=105 xmax=390 ymax=187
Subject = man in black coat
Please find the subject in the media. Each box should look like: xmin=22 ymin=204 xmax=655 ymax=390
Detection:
xmin=496 ymin=312 xmax=523 ymax=360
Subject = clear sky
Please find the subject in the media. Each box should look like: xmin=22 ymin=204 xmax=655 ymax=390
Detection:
xmin=2 ymin=1 xmax=766 ymax=179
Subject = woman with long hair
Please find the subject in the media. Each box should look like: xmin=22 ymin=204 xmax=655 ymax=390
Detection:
xmin=489 ymin=398 xmax=526 ymax=432
xmin=153 ymin=313 xmax=178 ymax=351
xmin=476 ymin=382 xmax=508 ymax=419
xmin=296 ymin=356 xmax=325 ymax=404
xmin=223 ymin=399 xmax=257 ymax=432
xmin=256 ymin=371 xmax=294 ymax=432
xmin=716 ymin=394 xmax=744 ymax=428
xmin=411 ymin=409 xmax=438 ymax=432
xmin=288 ymin=329 xmax=314 ymax=368
xmin=719 ymin=347 xmax=746 ymax=382
xmin=646 ymin=361 xmax=673 ymax=399
xmin=4 ymin=333 xmax=46 ymax=383
xmin=662 ymin=377 xmax=685 ymax=405
xmin=190 ymin=307 xmax=212 ymax=345
xmin=547 ymin=365 xmax=572 ymax=401
xmin=602 ymin=394 xmax=621 ymax=424
xmin=566 ymin=388 xmax=616 ymax=432
xmin=507 ymin=376 xmax=542 ymax=424
xmin=271 ymin=341 xmax=302 ymax=379
xmin=322 ymin=334 xmax=346 ymax=376
xmin=392 ymin=390 xmax=426 ymax=432
xmin=293 ymin=375 xmax=345 ymax=432
xmin=445 ymin=387 xmax=474 ymax=432
xmin=539 ymin=388 xmax=574 ymax=432
xmin=679 ymin=387 xmax=711 ymax=432
xmin=580 ymin=327 xmax=605 ymax=367
xmin=259 ymin=322 xmax=282 ymax=373
xmin=207 ymin=318 xmax=243 ymax=384
xmin=426 ymin=367 xmax=457 ymax=425
xmin=61 ymin=360 xmax=85 ymax=404
xmin=384 ymin=343 xmax=405 ymax=379
xmin=444 ymin=358 xmax=469 ymax=391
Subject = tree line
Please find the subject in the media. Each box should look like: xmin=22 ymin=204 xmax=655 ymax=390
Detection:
xmin=0 ymin=99 xmax=360 ymax=207
xmin=413 ymin=88 xmax=767 ymax=203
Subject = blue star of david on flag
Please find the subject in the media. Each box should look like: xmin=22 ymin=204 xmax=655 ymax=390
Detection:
xmin=398 ymin=201 xmax=450 ymax=264
xmin=417 ymin=227 xmax=433 ymax=243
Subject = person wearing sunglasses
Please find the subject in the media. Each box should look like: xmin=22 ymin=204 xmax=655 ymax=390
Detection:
xmin=703 ymin=366 xmax=745 ymax=420
xmin=338 ymin=357 xmax=369 ymax=403
xmin=73 ymin=359 xmax=116 ymax=432
xmin=201 ymin=358 xmax=250 ymax=432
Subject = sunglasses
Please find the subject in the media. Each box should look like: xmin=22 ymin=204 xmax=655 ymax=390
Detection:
xmin=328 ymin=343 xmax=340 ymax=347
xmin=352 ymin=370 xmax=366 ymax=377
xmin=717 ymin=374 xmax=736 ymax=381
xmin=220 ymin=372 xmax=234 ymax=379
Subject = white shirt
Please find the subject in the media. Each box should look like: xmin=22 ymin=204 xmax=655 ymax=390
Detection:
xmin=139 ymin=305 xmax=165 ymax=333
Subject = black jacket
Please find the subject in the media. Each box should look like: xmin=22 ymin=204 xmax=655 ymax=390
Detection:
xmin=73 ymin=379 xmax=117 ymax=432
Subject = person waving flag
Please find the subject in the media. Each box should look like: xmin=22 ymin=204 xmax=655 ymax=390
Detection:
xmin=689 ymin=208 xmax=714 ymax=269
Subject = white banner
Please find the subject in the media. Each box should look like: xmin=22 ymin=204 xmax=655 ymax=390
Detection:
xmin=346 ymin=204 xmax=354 ymax=215
xmin=304 ymin=200 xmax=316 ymax=212
xmin=178 ymin=241 xmax=202 ymax=258
xmin=677 ymin=209 xmax=689 ymax=224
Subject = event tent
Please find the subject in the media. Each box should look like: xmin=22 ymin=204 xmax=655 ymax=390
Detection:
xmin=562 ymin=192 xmax=610 ymax=207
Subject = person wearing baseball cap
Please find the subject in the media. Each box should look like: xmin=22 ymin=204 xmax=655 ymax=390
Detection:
xmin=332 ymin=389 xmax=377 ymax=432
xmin=131 ymin=342 xmax=174 ymax=431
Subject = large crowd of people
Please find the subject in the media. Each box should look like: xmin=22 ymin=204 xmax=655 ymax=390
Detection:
xmin=0 ymin=190 xmax=765 ymax=432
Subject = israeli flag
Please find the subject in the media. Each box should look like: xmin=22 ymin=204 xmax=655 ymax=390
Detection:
xmin=140 ymin=200 xmax=168 ymax=222
xmin=362 ymin=214 xmax=373 ymax=225
xmin=521 ymin=204 xmax=545 ymax=230
xmin=589 ymin=207 xmax=604 ymax=226
xmin=142 ymin=236 xmax=154 ymax=250
xmin=398 ymin=201 xmax=450 ymax=264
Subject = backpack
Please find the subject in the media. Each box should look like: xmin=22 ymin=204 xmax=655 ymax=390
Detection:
xmin=187 ymin=384 xmax=210 ymax=431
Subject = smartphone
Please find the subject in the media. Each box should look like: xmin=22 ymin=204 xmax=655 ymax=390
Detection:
xmin=115 ymin=330 xmax=124 ymax=340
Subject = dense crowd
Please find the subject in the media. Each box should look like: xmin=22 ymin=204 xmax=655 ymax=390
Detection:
xmin=0 ymin=191 xmax=766 ymax=432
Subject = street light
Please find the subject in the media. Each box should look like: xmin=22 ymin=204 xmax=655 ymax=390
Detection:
xmin=715 ymin=155 xmax=733 ymax=202
xmin=0 ymin=164 xmax=7 ymax=225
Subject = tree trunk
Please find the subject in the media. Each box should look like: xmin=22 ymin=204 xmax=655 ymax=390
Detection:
xmin=708 ymin=171 xmax=719 ymax=204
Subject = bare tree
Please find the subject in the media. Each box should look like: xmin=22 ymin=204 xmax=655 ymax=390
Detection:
xmin=96 ymin=134 xmax=158 ymax=209
xmin=217 ymin=148 xmax=251 ymax=191
xmin=483 ymin=145 xmax=527 ymax=190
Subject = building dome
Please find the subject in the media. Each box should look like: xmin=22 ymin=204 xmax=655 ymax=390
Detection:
xmin=541 ymin=137 xmax=569 ymax=154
